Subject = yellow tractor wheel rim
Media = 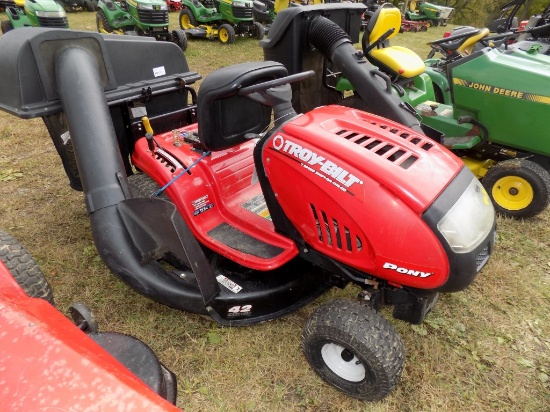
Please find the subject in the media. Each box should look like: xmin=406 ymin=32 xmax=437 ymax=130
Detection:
xmin=491 ymin=176 xmax=534 ymax=211
xmin=180 ymin=15 xmax=191 ymax=29
xmin=219 ymin=28 xmax=229 ymax=43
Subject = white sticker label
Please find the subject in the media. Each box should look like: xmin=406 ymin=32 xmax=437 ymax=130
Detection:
xmin=61 ymin=130 xmax=71 ymax=145
xmin=216 ymin=275 xmax=242 ymax=293
xmin=153 ymin=66 xmax=166 ymax=77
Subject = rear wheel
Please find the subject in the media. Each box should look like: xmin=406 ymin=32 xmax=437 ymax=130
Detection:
xmin=218 ymin=23 xmax=235 ymax=44
xmin=96 ymin=9 xmax=113 ymax=33
xmin=302 ymin=299 xmax=404 ymax=401
xmin=482 ymin=159 xmax=550 ymax=218
xmin=172 ymin=29 xmax=188 ymax=52
xmin=179 ymin=8 xmax=197 ymax=29
xmin=1 ymin=20 xmax=13 ymax=34
xmin=0 ymin=230 xmax=54 ymax=305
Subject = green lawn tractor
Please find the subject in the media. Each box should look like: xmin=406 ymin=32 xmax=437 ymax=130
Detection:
xmin=1 ymin=0 xmax=68 ymax=33
xmin=357 ymin=4 xmax=550 ymax=218
xmin=403 ymin=0 xmax=453 ymax=26
xmin=178 ymin=0 xmax=265 ymax=44
xmin=96 ymin=0 xmax=188 ymax=51
xmin=263 ymin=3 xmax=550 ymax=218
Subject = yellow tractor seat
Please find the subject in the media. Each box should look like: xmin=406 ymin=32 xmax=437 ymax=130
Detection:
xmin=364 ymin=3 xmax=426 ymax=78
xmin=14 ymin=0 xmax=25 ymax=7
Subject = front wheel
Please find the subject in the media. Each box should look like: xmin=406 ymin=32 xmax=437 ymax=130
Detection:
xmin=218 ymin=23 xmax=235 ymax=44
xmin=96 ymin=9 xmax=113 ymax=33
xmin=302 ymin=299 xmax=404 ymax=402
xmin=83 ymin=0 xmax=96 ymax=11
xmin=0 ymin=230 xmax=54 ymax=304
xmin=172 ymin=29 xmax=188 ymax=52
xmin=482 ymin=159 xmax=550 ymax=218
xmin=253 ymin=21 xmax=265 ymax=40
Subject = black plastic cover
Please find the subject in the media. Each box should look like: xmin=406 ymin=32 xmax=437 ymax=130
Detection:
xmin=0 ymin=28 xmax=200 ymax=118
xmin=260 ymin=3 xmax=365 ymax=74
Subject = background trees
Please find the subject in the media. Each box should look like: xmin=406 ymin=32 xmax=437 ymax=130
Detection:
xmin=392 ymin=0 xmax=548 ymax=27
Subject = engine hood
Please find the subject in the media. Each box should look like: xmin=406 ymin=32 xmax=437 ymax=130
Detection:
xmin=280 ymin=105 xmax=464 ymax=213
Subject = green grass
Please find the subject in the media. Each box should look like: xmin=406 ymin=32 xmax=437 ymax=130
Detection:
xmin=0 ymin=11 xmax=549 ymax=412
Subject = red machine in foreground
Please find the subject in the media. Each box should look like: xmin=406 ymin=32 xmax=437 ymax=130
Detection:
xmin=0 ymin=4 xmax=495 ymax=401
xmin=0 ymin=230 xmax=179 ymax=410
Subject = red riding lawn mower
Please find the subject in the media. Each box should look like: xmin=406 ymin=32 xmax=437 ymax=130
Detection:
xmin=0 ymin=230 xmax=179 ymax=410
xmin=0 ymin=8 xmax=495 ymax=401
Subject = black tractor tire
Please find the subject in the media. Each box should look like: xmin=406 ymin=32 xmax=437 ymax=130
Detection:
xmin=218 ymin=23 xmax=235 ymax=44
xmin=482 ymin=159 xmax=550 ymax=218
xmin=128 ymin=173 xmax=169 ymax=199
xmin=302 ymin=299 xmax=405 ymax=402
xmin=1 ymin=20 xmax=13 ymax=34
xmin=172 ymin=28 xmax=188 ymax=52
xmin=96 ymin=9 xmax=113 ymax=33
xmin=0 ymin=230 xmax=54 ymax=305
xmin=83 ymin=0 xmax=96 ymax=11
xmin=253 ymin=21 xmax=265 ymax=40
xmin=179 ymin=8 xmax=197 ymax=29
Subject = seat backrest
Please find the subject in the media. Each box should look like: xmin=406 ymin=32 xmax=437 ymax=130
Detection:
xmin=457 ymin=28 xmax=490 ymax=55
xmin=197 ymin=61 xmax=288 ymax=152
xmin=365 ymin=3 xmax=401 ymax=47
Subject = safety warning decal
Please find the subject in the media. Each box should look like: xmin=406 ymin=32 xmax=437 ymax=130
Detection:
xmin=216 ymin=275 xmax=242 ymax=293
xmin=242 ymin=194 xmax=271 ymax=220
xmin=192 ymin=195 xmax=214 ymax=216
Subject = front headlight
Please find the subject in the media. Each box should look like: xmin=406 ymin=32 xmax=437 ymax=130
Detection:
xmin=137 ymin=3 xmax=167 ymax=10
xmin=35 ymin=10 xmax=67 ymax=17
xmin=437 ymin=177 xmax=495 ymax=253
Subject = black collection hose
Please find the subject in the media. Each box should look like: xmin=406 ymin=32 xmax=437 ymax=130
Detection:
xmin=308 ymin=16 xmax=423 ymax=133
xmin=54 ymin=46 xmax=207 ymax=313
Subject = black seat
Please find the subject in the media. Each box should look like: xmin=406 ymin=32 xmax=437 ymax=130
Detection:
xmin=197 ymin=61 xmax=288 ymax=151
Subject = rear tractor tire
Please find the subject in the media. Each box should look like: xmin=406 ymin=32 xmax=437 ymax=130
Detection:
xmin=218 ymin=23 xmax=235 ymax=44
xmin=302 ymin=299 xmax=404 ymax=402
xmin=0 ymin=230 xmax=54 ymax=305
xmin=96 ymin=9 xmax=114 ymax=34
xmin=179 ymin=8 xmax=197 ymax=29
xmin=482 ymin=159 xmax=550 ymax=218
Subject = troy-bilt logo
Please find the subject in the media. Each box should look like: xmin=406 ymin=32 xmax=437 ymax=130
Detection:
xmin=271 ymin=135 xmax=363 ymax=190
xmin=383 ymin=262 xmax=434 ymax=278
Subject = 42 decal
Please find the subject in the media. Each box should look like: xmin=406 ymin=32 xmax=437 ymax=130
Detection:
xmin=227 ymin=305 xmax=252 ymax=318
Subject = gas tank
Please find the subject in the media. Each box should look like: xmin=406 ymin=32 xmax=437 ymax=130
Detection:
xmin=263 ymin=105 xmax=464 ymax=289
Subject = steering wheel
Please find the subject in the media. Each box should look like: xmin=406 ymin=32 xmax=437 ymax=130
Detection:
xmin=238 ymin=70 xmax=314 ymax=96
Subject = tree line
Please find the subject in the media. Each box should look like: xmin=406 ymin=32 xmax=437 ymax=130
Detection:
xmin=387 ymin=0 xmax=549 ymax=26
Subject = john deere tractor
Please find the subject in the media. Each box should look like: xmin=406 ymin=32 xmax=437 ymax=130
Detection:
xmin=403 ymin=0 xmax=453 ymax=26
xmin=96 ymin=0 xmax=188 ymax=51
xmin=178 ymin=0 xmax=265 ymax=44
xmin=1 ymin=0 xmax=68 ymax=33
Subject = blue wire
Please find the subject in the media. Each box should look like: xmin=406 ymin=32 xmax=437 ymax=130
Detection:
xmin=153 ymin=150 xmax=211 ymax=197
